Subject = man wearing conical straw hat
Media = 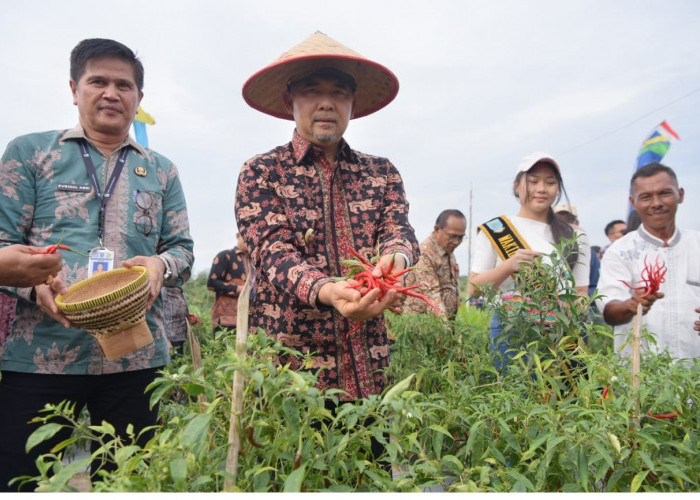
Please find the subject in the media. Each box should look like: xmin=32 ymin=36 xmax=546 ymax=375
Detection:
xmin=236 ymin=32 xmax=419 ymax=403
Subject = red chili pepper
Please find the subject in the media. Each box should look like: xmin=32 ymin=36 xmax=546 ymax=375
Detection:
xmin=349 ymin=248 xmax=371 ymax=266
xmin=345 ymin=321 xmax=364 ymax=341
xmin=647 ymin=410 xmax=678 ymax=419
xmin=246 ymin=424 xmax=265 ymax=448
xmin=27 ymin=241 xmax=88 ymax=257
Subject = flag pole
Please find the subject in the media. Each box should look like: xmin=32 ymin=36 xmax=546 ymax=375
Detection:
xmin=467 ymin=183 xmax=473 ymax=275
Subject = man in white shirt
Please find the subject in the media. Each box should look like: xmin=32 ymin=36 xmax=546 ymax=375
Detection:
xmin=597 ymin=163 xmax=700 ymax=359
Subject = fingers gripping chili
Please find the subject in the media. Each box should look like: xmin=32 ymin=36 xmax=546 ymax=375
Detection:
xmin=340 ymin=248 xmax=439 ymax=341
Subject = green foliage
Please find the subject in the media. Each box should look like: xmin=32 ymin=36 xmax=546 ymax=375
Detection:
xmin=19 ymin=249 xmax=700 ymax=492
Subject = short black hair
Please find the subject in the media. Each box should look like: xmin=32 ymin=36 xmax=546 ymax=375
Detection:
xmin=70 ymin=38 xmax=144 ymax=91
xmin=435 ymin=209 xmax=466 ymax=228
xmin=630 ymin=162 xmax=678 ymax=190
xmin=286 ymin=67 xmax=357 ymax=93
xmin=604 ymin=219 xmax=626 ymax=236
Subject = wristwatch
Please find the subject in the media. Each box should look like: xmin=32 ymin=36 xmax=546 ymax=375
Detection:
xmin=157 ymin=255 xmax=172 ymax=281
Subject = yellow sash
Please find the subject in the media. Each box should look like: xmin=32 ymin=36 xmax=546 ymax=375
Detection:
xmin=478 ymin=216 xmax=530 ymax=261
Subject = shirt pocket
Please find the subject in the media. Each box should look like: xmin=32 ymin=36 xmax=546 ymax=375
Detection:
xmin=130 ymin=189 xmax=163 ymax=240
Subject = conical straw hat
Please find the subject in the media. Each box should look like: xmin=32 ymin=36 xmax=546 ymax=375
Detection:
xmin=243 ymin=31 xmax=399 ymax=120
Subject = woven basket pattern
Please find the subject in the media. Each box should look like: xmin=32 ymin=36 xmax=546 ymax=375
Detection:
xmin=55 ymin=266 xmax=150 ymax=339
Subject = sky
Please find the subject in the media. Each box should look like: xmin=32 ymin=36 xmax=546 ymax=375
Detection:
xmin=2 ymin=0 xmax=699 ymax=277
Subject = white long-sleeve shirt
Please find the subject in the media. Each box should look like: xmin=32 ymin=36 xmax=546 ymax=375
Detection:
xmin=597 ymin=225 xmax=700 ymax=360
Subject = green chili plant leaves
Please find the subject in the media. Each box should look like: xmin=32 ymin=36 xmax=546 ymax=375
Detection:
xmin=18 ymin=260 xmax=700 ymax=492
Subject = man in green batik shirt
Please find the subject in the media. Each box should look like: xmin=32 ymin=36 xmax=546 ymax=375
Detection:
xmin=0 ymin=38 xmax=194 ymax=491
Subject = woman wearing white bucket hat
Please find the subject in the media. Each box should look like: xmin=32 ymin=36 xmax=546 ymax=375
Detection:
xmin=468 ymin=152 xmax=590 ymax=370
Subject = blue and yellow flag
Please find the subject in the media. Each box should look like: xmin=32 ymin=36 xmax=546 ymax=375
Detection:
xmin=133 ymin=105 xmax=156 ymax=148
xmin=636 ymin=120 xmax=679 ymax=168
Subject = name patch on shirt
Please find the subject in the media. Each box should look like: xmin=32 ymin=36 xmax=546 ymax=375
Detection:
xmin=56 ymin=183 xmax=91 ymax=193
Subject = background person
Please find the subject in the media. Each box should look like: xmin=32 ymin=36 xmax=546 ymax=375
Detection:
xmin=160 ymin=286 xmax=191 ymax=355
xmin=601 ymin=219 xmax=627 ymax=256
xmin=468 ymin=153 xmax=590 ymax=369
xmin=402 ymin=209 xmax=466 ymax=321
xmin=553 ymin=203 xmax=600 ymax=297
xmin=207 ymin=233 xmax=250 ymax=334
xmin=605 ymin=219 xmax=628 ymax=243
xmin=235 ymin=32 xmax=419 ymax=405
xmin=0 ymin=38 xmax=194 ymax=491
xmin=597 ymin=163 xmax=700 ymax=359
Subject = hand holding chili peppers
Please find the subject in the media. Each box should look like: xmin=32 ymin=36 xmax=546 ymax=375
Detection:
xmin=336 ymin=248 xmax=439 ymax=341
xmin=620 ymin=255 xmax=666 ymax=315
xmin=0 ymin=244 xmax=63 ymax=287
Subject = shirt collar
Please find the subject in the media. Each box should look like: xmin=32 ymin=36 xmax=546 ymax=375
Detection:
xmin=61 ymin=124 xmax=147 ymax=157
xmin=291 ymin=129 xmax=354 ymax=164
xmin=428 ymin=232 xmax=449 ymax=257
xmin=638 ymin=224 xmax=681 ymax=247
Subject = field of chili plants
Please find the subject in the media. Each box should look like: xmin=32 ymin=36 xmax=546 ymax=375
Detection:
xmin=19 ymin=255 xmax=700 ymax=492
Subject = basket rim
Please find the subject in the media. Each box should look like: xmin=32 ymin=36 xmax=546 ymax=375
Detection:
xmin=55 ymin=266 xmax=149 ymax=313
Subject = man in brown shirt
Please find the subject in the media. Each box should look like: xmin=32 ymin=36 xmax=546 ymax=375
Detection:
xmin=403 ymin=210 xmax=466 ymax=320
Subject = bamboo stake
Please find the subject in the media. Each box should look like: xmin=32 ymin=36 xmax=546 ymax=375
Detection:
xmin=631 ymin=301 xmax=643 ymax=426
xmin=224 ymin=273 xmax=252 ymax=491
xmin=631 ymin=302 xmax=642 ymax=388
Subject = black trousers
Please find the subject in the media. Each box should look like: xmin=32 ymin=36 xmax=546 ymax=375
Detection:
xmin=0 ymin=368 xmax=160 ymax=492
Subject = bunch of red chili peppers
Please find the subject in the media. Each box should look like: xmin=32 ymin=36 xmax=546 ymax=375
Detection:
xmin=340 ymin=248 xmax=439 ymax=341
xmin=620 ymin=255 xmax=667 ymax=298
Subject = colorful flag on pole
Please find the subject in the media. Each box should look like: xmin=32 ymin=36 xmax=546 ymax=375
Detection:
xmin=627 ymin=121 xmax=680 ymax=222
xmin=636 ymin=120 xmax=679 ymax=168
xmin=133 ymin=106 xmax=156 ymax=148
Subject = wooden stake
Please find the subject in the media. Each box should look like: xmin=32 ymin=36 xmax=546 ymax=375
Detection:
xmin=224 ymin=273 xmax=252 ymax=491
xmin=631 ymin=302 xmax=642 ymax=389
xmin=631 ymin=301 xmax=642 ymax=426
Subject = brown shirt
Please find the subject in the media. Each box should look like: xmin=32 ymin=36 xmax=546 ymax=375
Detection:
xmin=403 ymin=233 xmax=460 ymax=320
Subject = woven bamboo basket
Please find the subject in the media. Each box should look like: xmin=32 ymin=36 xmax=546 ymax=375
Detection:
xmin=55 ymin=266 xmax=153 ymax=360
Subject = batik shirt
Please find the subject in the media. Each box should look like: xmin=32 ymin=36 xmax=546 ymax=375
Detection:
xmin=160 ymin=286 xmax=189 ymax=344
xmin=207 ymin=247 xmax=249 ymax=329
xmin=0 ymin=126 xmax=194 ymax=374
xmin=403 ymin=233 xmax=460 ymax=320
xmin=235 ymin=131 xmax=419 ymax=400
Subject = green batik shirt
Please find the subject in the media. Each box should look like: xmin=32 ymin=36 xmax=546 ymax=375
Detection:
xmin=0 ymin=126 xmax=194 ymax=374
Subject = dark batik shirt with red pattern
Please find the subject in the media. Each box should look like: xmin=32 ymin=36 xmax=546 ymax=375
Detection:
xmin=235 ymin=131 xmax=419 ymax=400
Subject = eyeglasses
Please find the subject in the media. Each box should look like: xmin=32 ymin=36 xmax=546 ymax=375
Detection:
xmin=134 ymin=190 xmax=155 ymax=237
xmin=440 ymin=228 xmax=465 ymax=243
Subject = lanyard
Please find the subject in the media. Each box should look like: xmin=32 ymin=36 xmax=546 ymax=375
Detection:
xmin=78 ymin=140 xmax=129 ymax=247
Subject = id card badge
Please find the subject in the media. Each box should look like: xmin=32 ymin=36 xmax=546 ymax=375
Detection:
xmin=88 ymin=247 xmax=115 ymax=277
